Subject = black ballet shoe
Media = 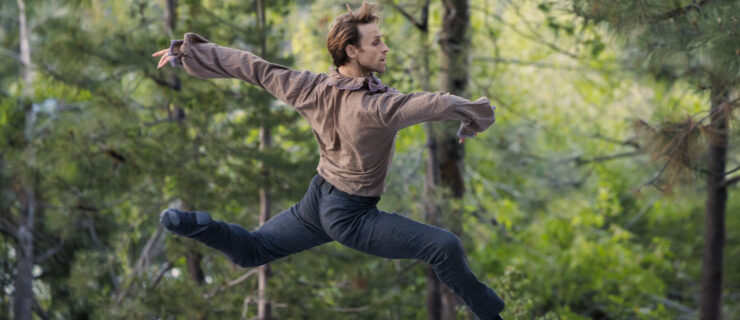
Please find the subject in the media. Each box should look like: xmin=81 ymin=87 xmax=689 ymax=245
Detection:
xmin=159 ymin=208 xmax=213 ymax=238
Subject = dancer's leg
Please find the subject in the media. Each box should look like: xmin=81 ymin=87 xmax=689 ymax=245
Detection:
xmin=319 ymin=200 xmax=504 ymax=319
xmin=161 ymin=176 xmax=333 ymax=267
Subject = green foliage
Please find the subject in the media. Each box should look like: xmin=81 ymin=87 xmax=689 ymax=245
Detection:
xmin=1 ymin=0 xmax=738 ymax=319
xmin=571 ymin=0 xmax=740 ymax=86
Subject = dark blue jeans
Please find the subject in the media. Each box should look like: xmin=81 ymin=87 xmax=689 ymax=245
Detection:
xmin=187 ymin=174 xmax=504 ymax=318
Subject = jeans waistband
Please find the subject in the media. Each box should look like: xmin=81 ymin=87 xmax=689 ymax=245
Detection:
xmin=315 ymin=174 xmax=381 ymax=206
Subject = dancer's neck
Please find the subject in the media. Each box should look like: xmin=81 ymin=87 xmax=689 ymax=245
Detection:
xmin=338 ymin=62 xmax=371 ymax=78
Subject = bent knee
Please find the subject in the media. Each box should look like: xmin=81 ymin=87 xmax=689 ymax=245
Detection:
xmin=439 ymin=232 xmax=463 ymax=255
xmin=428 ymin=232 xmax=464 ymax=264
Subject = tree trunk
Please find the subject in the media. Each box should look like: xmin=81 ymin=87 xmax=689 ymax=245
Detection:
xmin=164 ymin=0 xmax=205 ymax=286
xmin=434 ymin=0 xmax=471 ymax=318
xmin=699 ymin=83 xmax=729 ymax=320
xmin=186 ymin=250 xmax=205 ymax=285
xmin=14 ymin=0 xmax=36 ymax=319
xmin=256 ymin=1 xmax=272 ymax=319
xmin=164 ymin=0 xmax=177 ymax=38
xmin=412 ymin=3 xmax=445 ymax=319
xmin=1 ymin=235 xmax=11 ymax=320
xmin=13 ymin=220 xmax=34 ymax=320
xmin=258 ymin=126 xmax=272 ymax=320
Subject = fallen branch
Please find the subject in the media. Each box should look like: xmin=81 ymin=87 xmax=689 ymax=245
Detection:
xmin=203 ymin=268 xmax=260 ymax=299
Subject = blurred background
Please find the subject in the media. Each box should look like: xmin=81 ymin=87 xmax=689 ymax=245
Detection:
xmin=1 ymin=0 xmax=738 ymax=319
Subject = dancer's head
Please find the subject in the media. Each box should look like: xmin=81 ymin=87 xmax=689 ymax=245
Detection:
xmin=327 ymin=2 xmax=388 ymax=74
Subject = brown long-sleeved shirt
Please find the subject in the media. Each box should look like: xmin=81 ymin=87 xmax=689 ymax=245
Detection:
xmin=168 ymin=33 xmax=495 ymax=197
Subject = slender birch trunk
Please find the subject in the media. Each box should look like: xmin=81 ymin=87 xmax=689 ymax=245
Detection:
xmin=14 ymin=0 xmax=36 ymax=319
xmin=256 ymin=1 xmax=272 ymax=319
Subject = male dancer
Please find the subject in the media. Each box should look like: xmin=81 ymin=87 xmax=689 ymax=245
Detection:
xmin=152 ymin=2 xmax=504 ymax=319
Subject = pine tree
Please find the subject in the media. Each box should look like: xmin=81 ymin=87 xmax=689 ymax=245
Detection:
xmin=1 ymin=0 xmax=314 ymax=317
xmin=567 ymin=1 xmax=739 ymax=318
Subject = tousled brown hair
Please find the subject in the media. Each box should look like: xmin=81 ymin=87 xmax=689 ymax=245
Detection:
xmin=326 ymin=2 xmax=382 ymax=67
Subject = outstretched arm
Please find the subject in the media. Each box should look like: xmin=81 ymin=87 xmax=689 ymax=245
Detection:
xmin=370 ymin=91 xmax=496 ymax=142
xmin=152 ymin=33 xmax=324 ymax=109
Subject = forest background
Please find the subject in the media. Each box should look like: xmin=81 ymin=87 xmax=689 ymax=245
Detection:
xmin=1 ymin=0 xmax=738 ymax=319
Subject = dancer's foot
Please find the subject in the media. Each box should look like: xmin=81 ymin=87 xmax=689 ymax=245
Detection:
xmin=159 ymin=208 xmax=213 ymax=237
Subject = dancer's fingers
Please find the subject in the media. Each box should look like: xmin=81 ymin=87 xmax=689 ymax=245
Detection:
xmin=157 ymin=55 xmax=167 ymax=68
xmin=152 ymin=49 xmax=168 ymax=57
xmin=159 ymin=56 xmax=173 ymax=69
xmin=157 ymin=55 xmax=172 ymax=69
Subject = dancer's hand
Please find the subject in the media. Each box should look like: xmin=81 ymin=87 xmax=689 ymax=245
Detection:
xmin=458 ymin=132 xmax=477 ymax=144
xmin=152 ymin=49 xmax=174 ymax=69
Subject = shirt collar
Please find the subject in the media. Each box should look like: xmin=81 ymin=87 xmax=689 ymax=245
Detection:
xmin=327 ymin=65 xmax=399 ymax=93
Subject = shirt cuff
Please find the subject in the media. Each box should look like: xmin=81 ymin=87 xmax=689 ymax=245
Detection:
xmin=456 ymin=105 xmax=496 ymax=138
xmin=457 ymin=123 xmax=477 ymax=138
xmin=168 ymin=39 xmax=184 ymax=67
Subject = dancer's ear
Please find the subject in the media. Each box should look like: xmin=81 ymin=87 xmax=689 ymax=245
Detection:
xmin=345 ymin=44 xmax=358 ymax=60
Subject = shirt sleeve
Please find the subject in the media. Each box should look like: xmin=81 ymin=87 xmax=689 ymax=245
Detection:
xmin=168 ymin=33 xmax=323 ymax=109
xmin=370 ymin=91 xmax=496 ymax=135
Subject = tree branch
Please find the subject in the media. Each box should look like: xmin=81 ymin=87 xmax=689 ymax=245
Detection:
xmin=0 ymin=215 xmax=18 ymax=239
xmin=647 ymin=294 xmax=694 ymax=314
xmin=591 ymin=134 xmax=641 ymax=149
xmin=33 ymin=298 xmax=51 ymax=320
xmin=150 ymin=261 xmax=173 ymax=289
xmin=396 ymin=260 xmax=423 ymax=277
xmin=508 ymin=4 xmax=579 ymax=59
xmin=203 ymin=268 xmax=260 ymax=299
xmin=114 ymin=225 xmax=165 ymax=305
xmin=333 ymin=306 xmax=370 ymax=313
xmin=625 ymin=195 xmax=661 ymax=228
xmin=724 ymin=165 xmax=740 ymax=176
xmin=637 ymin=160 xmax=672 ymax=193
xmin=34 ymin=241 xmax=63 ymax=264
xmin=656 ymin=0 xmax=711 ymax=22
xmin=574 ymin=151 xmax=643 ymax=166
xmin=0 ymin=47 xmax=29 ymax=66
xmin=387 ymin=0 xmax=428 ymax=32
xmin=722 ymin=176 xmax=740 ymax=188
xmin=473 ymin=56 xmax=583 ymax=71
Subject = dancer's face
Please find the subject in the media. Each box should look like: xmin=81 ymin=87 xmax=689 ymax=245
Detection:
xmin=350 ymin=23 xmax=389 ymax=74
